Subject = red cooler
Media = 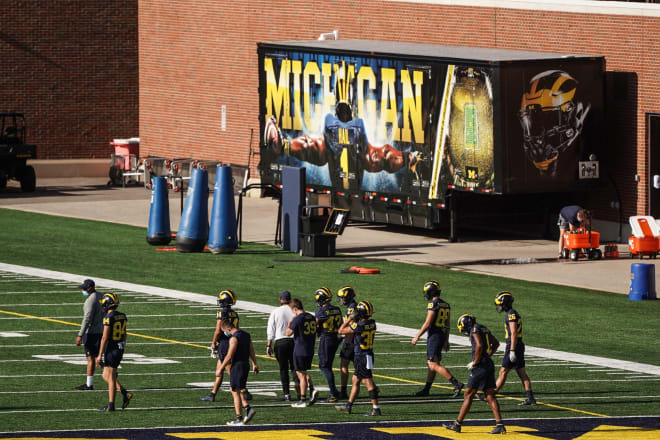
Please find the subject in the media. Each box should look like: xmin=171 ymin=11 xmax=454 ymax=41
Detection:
xmin=111 ymin=138 xmax=140 ymax=170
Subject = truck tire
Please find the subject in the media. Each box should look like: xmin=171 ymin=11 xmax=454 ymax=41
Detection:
xmin=19 ymin=165 xmax=36 ymax=192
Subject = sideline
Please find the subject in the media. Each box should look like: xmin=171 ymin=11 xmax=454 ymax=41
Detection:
xmin=1 ymin=261 xmax=659 ymax=377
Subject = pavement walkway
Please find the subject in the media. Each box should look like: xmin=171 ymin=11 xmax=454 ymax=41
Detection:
xmin=0 ymin=177 xmax=657 ymax=295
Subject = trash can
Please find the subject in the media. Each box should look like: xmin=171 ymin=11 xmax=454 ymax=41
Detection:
xmin=299 ymin=233 xmax=336 ymax=257
xmin=629 ymin=263 xmax=655 ymax=300
xmin=301 ymin=205 xmax=332 ymax=234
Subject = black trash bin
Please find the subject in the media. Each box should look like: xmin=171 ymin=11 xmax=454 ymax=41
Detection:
xmin=301 ymin=205 xmax=332 ymax=234
xmin=299 ymin=233 xmax=336 ymax=257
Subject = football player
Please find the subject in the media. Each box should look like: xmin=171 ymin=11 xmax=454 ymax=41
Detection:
xmin=219 ymin=318 xmax=259 ymax=426
xmin=335 ymin=300 xmax=381 ymax=416
xmin=286 ymin=298 xmax=319 ymax=407
xmin=201 ymin=289 xmax=251 ymax=402
xmin=337 ymin=286 xmax=357 ymax=399
xmin=411 ymin=281 xmax=464 ymax=397
xmin=95 ymin=292 xmax=133 ymax=412
xmin=314 ymin=287 xmax=343 ymax=402
xmin=443 ymin=314 xmax=505 ymax=434
xmin=494 ymin=291 xmax=537 ymax=405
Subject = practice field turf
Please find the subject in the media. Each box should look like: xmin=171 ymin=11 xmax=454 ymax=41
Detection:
xmin=0 ymin=210 xmax=659 ymax=438
xmin=0 ymin=270 xmax=659 ymax=436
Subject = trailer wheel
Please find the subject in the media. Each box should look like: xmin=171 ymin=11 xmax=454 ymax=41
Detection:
xmin=594 ymin=249 xmax=602 ymax=260
xmin=0 ymin=173 xmax=7 ymax=189
xmin=19 ymin=165 xmax=36 ymax=192
xmin=569 ymin=250 xmax=579 ymax=261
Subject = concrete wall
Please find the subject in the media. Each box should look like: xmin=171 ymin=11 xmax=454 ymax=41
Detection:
xmin=0 ymin=0 xmax=138 ymax=159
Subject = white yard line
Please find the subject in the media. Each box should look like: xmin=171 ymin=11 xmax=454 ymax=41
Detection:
xmin=1 ymin=262 xmax=659 ymax=376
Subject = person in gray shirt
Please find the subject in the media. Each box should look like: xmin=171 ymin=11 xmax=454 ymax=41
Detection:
xmin=74 ymin=279 xmax=105 ymax=390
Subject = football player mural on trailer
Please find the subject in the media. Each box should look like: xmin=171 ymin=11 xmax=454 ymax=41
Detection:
xmin=518 ymin=70 xmax=591 ymax=178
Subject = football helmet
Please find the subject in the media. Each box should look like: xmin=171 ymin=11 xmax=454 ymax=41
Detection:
xmin=494 ymin=291 xmax=514 ymax=312
xmin=518 ymin=70 xmax=591 ymax=176
xmin=356 ymin=300 xmax=374 ymax=318
xmin=100 ymin=292 xmax=120 ymax=311
xmin=217 ymin=289 xmax=237 ymax=307
xmin=423 ymin=280 xmax=442 ymax=300
xmin=337 ymin=286 xmax=355 ymax=306
xmin=457 ymin=313 xmax=476 ymax=336
xmin=315 ymin=287 xmax=332 ymax=306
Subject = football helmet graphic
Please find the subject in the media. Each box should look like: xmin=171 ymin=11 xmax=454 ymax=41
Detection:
xmin=315 ymin=287 xmax=333 ymax=306
xmin=337 ymin=286 xmax=356 ymax=306
xmin=457 ymin=313 xmax=476 ymax=336
xmin=423 ymin=280 xmax=442 ymax=300
xmin=217 ymin=289 xmax=237 ymax=307
xmin=334 ymin=60 xmax=355 ymax=123
xmin=519 ymin=70 xmax=591 ymax=176
xmin=494 ymin=291 xmax=514 ymax=312
xmin=356 ymin=300 xmax=374 ymax=318
xmin=100 ymin=292 xmax=120 ymax=311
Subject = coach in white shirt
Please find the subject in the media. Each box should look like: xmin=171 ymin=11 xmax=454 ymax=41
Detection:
xmin=266 ymin=290 xmax=299 ymax=401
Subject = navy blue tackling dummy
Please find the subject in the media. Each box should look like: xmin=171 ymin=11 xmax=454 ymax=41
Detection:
xmin=314 ymin=287 xmax=343 ymax=402
xmin=219 ymin=319 xmax=259 ymax=426
xmin=335 ymin=300 xmax=381 ymax=417
xmin=443 ymin=314 xmax=505 ymax=434
xmin=494 ymin=291 xmax=536 ymax=405
xmin=411 ymin=281 xmax=463 ymax=398
xmin=95 ymin=292 xmax=133 ymax=412
xmin=286 ymin=298 xmax=319 ymax=407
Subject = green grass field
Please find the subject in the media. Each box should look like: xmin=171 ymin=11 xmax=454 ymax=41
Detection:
xmin=0 ymin=209 xmax=659 ymax=434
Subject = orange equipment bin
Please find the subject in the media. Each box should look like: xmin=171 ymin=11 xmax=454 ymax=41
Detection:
xmin=562 ymin=228 xmax=601 ymax=261
xmin=628 ymin=216 xmax=660 ymax=259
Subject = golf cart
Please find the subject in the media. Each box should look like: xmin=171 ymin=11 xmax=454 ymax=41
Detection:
xmin=0 ymin=113 xmax=36 ymax=192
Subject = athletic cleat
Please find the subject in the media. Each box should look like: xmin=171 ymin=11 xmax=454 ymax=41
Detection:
xmin=200 ymin=393 xmax=215 ymax=402
xmin=309 ymin=389 xmax=319 ymax=404
xmin=291 ymin=400 xmax=309 ymax=408
xmin=451 ymin=382 xmax=464 ymax=398
xmin=364 ymin=407 xmax=382 ymax=416
xmin=226 ymin=418 xmax=244 ymax=426
xmin=518 ymin=398 xmax=537 ymax=406
xmin=335 ymin=403 xmax=352 ymax=414
xmin=243 ymin=407 xmax=256 ymax=424
xmin=413 ymin=388 xmax=430 ymax=397
xmin=443 ymin=421 xmax=461 ymax=432
xmin=98 ymin=404 xmax=115 ymax=412
xmin=75 ymin=384 xmax=93 ymax=391
xmin=323 ymin=395 xmax=338 ymax=403
xmin=489 ymin=424 xmax=506 ymax=434
xmin=121 ymin=392 xmax=133 ymax=409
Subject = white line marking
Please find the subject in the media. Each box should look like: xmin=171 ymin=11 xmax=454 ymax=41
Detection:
xmin=1 ymin=261 xmax=659 ymax=376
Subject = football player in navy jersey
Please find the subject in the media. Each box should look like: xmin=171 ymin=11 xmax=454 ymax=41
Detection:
xmin=286 ymin=298 xmax=319 ymax=407
xmin=201 ymin=289 xmax=251 ymax=402
xmin=314 ymin=287 xmax=343 ymax=402
xmin=95 ymin=292 xmax=133 ymax=412
xmin=337 ymin=286 xmax=357 ymax=399
xmin=411 ymin=281 xmax=463 ymax=398
xmin=444 ymin=314 xmax=505 ymax=435
xmin=494 ymin=291 xmax=536 ymax=405
xmin=219 ymin=319 xmax=259 ymax=426
xmin=335 ymin=301 xmax=381 ymax=416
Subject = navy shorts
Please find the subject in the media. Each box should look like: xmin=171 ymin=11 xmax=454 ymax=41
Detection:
xmin=83 ymin=333 xmax=101 ymax=358
xmin=502 ymin=344 xmax=526 ymax=370
xmin=340 ymin=340 xmax=355 ymax=361
xmin=229 ymin=361 xmax=249 ymax=391
xmin=318 ymin=334 xmax=340 ymax=369
xmin=353 ymin=352 xmax=374 ymax=380
xmin=467 ymin=357 xmax=496 ymax=392
xmin=293 ymin=355 xmax=313 ymax=372
xmin=426 ymin=332 xmax=444 ymax=362
xmin=104 ymin=348 xmax=124 ymax=369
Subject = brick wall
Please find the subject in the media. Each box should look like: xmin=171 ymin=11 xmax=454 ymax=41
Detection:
xmin=0 ymin=0 xmax=137 ymax=159
xmin=138 ymin=2 xmax=657 ymax=220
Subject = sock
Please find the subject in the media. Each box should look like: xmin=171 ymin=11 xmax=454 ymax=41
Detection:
xmin=526 ymin=389 xmax=535 ymax=400
xmin=455 ymin=420 xmax=462 ymax=426
xmin=108 ymin=402 xmax=115 ymax=410
xmin=341 ymin=385 xmax=348 ymax=395
xmin=346 ymin=401 xmax=353 ymax=408
xmin=373 ymin=404 xmax=380 ymax=409
xmin=449 ymin=377 xmax=460 ymax=387
xmin=424 ymin=381 xmax=432 ymax=391
xmin=86 ymin=376 xmax=93 ymax=387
